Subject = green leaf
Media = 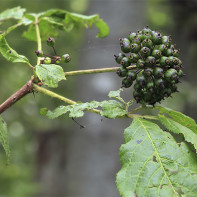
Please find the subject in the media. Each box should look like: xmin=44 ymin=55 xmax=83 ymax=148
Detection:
xmin=65 ymin=12 xmax=109 ymax=38
xmin=117 ymin=118 xmax=197 ymax=197
xmin=0 ymin=34 xmax=30 ymax=64
xmin=35 ymin=64 xmax=66 ymax=88
xmin=0 ymin=116 xmax=10 ymax=163
xmin=156 ymin=106 xmax=197 ymax=135
xmin=100 ymin=100 xmax=127 ymax=118
xmin=108 ymin=88 xmax=125 ymax=103
xmin=158 ymin=115 xmax=197 ymax=152
xmin=41 ymin=101 xmax=102 ymax=118
xmin=23 ymin=9 xmax=109 ymax=41
xmin=0 ymin=7 xmax=26 ymax=22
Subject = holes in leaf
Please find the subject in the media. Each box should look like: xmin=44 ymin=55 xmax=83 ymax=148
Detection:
xmin=152 ymin=155 xmax=158 ymax=162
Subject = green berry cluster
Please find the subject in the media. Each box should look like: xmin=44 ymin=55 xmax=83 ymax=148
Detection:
xmin=35 ymin=37 xmax=71 ymax=64
xmin=114 ymin=26 xmax=184 ymax=106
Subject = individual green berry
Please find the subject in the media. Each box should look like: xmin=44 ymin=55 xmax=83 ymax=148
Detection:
xmin=129 ymin=53 xmax=139 ymax=63
xmin=142 ymin=38 xmax=153 ymax=49
xmin=145 ymin=56 xmax=156 ymax=67
xmin=155 ymin=44 xmax=168 ymax=54
xmin=142 ymin=26 xmax=152 ymax=35
xmin=136 ymin=74 xmax=146 ymax=86
xmin=136 ymin=59 xmax=145 ymax=68
xmin=120 ymin=57 xmax=131 ymax=68
xmin=143 ymin=67 xmax=153 ymax=77
xmin=136 ymin=31 xmax=145 ymax=41
xmin=122 ymin=77 xmax=133 ymax=88
xmin=162 ymin=88 xmax=172 ymax=97
xmin=164 ymin=68 xmax=178 ymax=81
xmin=143 ymin=32 xmax=152 ymax=40
xmin=152 ymin=32 xmax=162 ymax=45
xmin=146 ymin=81 xmax=154 ymax=92
xmin=164 ymin=48 xmax=173 ymax=56
xmin=128 ymin=32 xmax=137 ymax=42
xmin=35 ymin=50 xmax=44 ymax=57
xmin=62 ymin=54 xmax=71 ymax=63
xmin=151 ymin=49 xmax=162 ymax=59
xmin=132 ymin=36 xmax=141 ymax=44
xmin=177 ymin=70 xmax=183 ymax=78
xmin=153 ymin=67 xmax=164 ymax=78
xmin=114 ymin=53 xmax=126 ymax=64
xmin=121 ymin=42 xmax=130 ymax=53
xmin=116 ymin=67 xmax=128 ymax=77
xmin=133 ymin=90 xmax=142 ymax=103
xmin=55 ymin=57 xmax=62 ymax=64
xmin=155 ymin=78 xmax=165 ymax=89
xmin=130 ymin=43 xmax=141 ymax=53
xmin=172 ymin=49 xmax=180 ymax=57
xmin=47 ymin=37 xmax=55 ymax=47
xmin=44 ymin=57 xmax=51 ymax=64
xmin=140 ymin=47 xmax=151 ymax=58
xmin=160 ymin=56 xmax=170 ymax=67
xmin=161 ymin=35 xmax=172 ymax=46
xmin=134 ymin=83 xmax=141 ymax=91
xmin=120 ymin=38 xmax=130 ymax=44
xmin=126 ymin=70 xmax=137 ymax=81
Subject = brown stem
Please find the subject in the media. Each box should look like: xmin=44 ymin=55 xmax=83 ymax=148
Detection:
xmin=0 ymin=78 xmax=34 ymax=114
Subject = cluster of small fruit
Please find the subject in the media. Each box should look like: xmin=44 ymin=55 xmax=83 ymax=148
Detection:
xmin=114 ymin=26 xmax=184 ymax=106
xmin=35 ymin=37 xmax=71 ymax=64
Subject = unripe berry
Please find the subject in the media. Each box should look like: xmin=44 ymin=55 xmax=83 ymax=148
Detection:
xmin=126 ymin=70 xmax=137 ymax=81
xmin=136 ymin=59 xmax=145 ymax=68
xmin=44 ymin=57 xmax=51 ymax=64
xmin=151 ymin=49 xmax=162 ymax=59
xmin=128 ymin=32 xmax=137 ymax=42
xmin=121 ymin=42 xmax=130 ymax=53
xmin=145 ymin=56 xmax=156 ymax=67
xmin=143 ymin=67 xmax=153 ymax=77
xmin=152 ymin=32 xmax=162 ymax=45
xmin=155 ymin=78 xmax=165 ymax=89
xmin=62 ymin=54 xmax=71 ymax=63
xmin=35 ymin=50 xmax=44 ymax=57
xmin=160 ymin=56 xmax=170 ymax=67
xmin=177 ymin=70 xmax=183 ymax=78
xmin=140 ymin=47 xmax=151 ymax=58
xmin=142 ymin=26 xmax=152 ymax=35
xmin=132 ymin=36 xmax=141 ymax=44
xmin=164 ymin=68 xmax=178 ymax=81
xmin=130 ymin=43 xmax=141 ymax=53
xmin=55 ymin=57 xmax=61 ymax=64
xmin=161 ymin=35 xmax=172 ymax=46
xmin=47 ymin=37 xmax=55 ymax=47
xmin=120 ymin=38 xmax=130 ymax=44
xmin=122 ymin=77 xmax=133 ymax=88
xmin=142 ymin=38 xmax=153 ymax=49
xmin=153 ymin=67 xmax=164 ymax=78
xmin=120 ymin=57 xmax=131 ymax=68
xmin=136 ymin=74 xmax=146 ymax=86
xmin=129 ymin=53 xmax=139 ymax=63
xmin=114 ymin=53 xmax=126 ymax=64
xmin=116 ymin=67 xmax=128 ymax=77
xmin=172 ymin=49 xmax=180 ymax=57
xmin=146 ymin=81 xmax=154 ymax=92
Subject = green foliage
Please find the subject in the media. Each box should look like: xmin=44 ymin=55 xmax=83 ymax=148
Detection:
xmin=35 ymin=64 xmax=66 ymax=88
xmin=158 ymin=115 xmax=197 ymax=152
xmin=23 ymin=9 xmax=109 ymax=41
xmin=0 ymin=34 xmax=29 ymax=64
xmin=0 ymin=7 xmax=25 ymax=22
xmin=0 ymin=116 xmax=10 ymax=163
xmin=116 ymin=118 xmax=197 ymax=197
xmin=156 ymin=106 xmax=197 ymax=135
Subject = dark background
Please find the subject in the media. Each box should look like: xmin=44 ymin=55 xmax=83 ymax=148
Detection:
xmin=0 ymin=0 xmax=196 ymax=196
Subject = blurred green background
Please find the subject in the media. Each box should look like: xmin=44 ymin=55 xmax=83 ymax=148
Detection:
xmin=0 ymin=0 xmax=196 ymax=196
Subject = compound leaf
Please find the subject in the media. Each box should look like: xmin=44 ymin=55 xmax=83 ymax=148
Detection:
xmin=158 ymin=115 xmax=197 ymax=152
xmin=116 ymin=118 xmax=197 ymax=197
xmin=35 ymin=64 xmax=66 ymax=88
xmin=0 ymin=116 xmax=10 ymax=163
xmin=0 ymin=34 xmax=29 ymax=64
xmin=0 ymin=7 xmax=26 ymax=22
xmin=156 ymin=106 xmax=197 ymax=135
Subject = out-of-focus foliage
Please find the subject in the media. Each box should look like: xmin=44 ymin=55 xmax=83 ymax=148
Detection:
xmin=0 ymin=0 xmax=92 ymax=196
